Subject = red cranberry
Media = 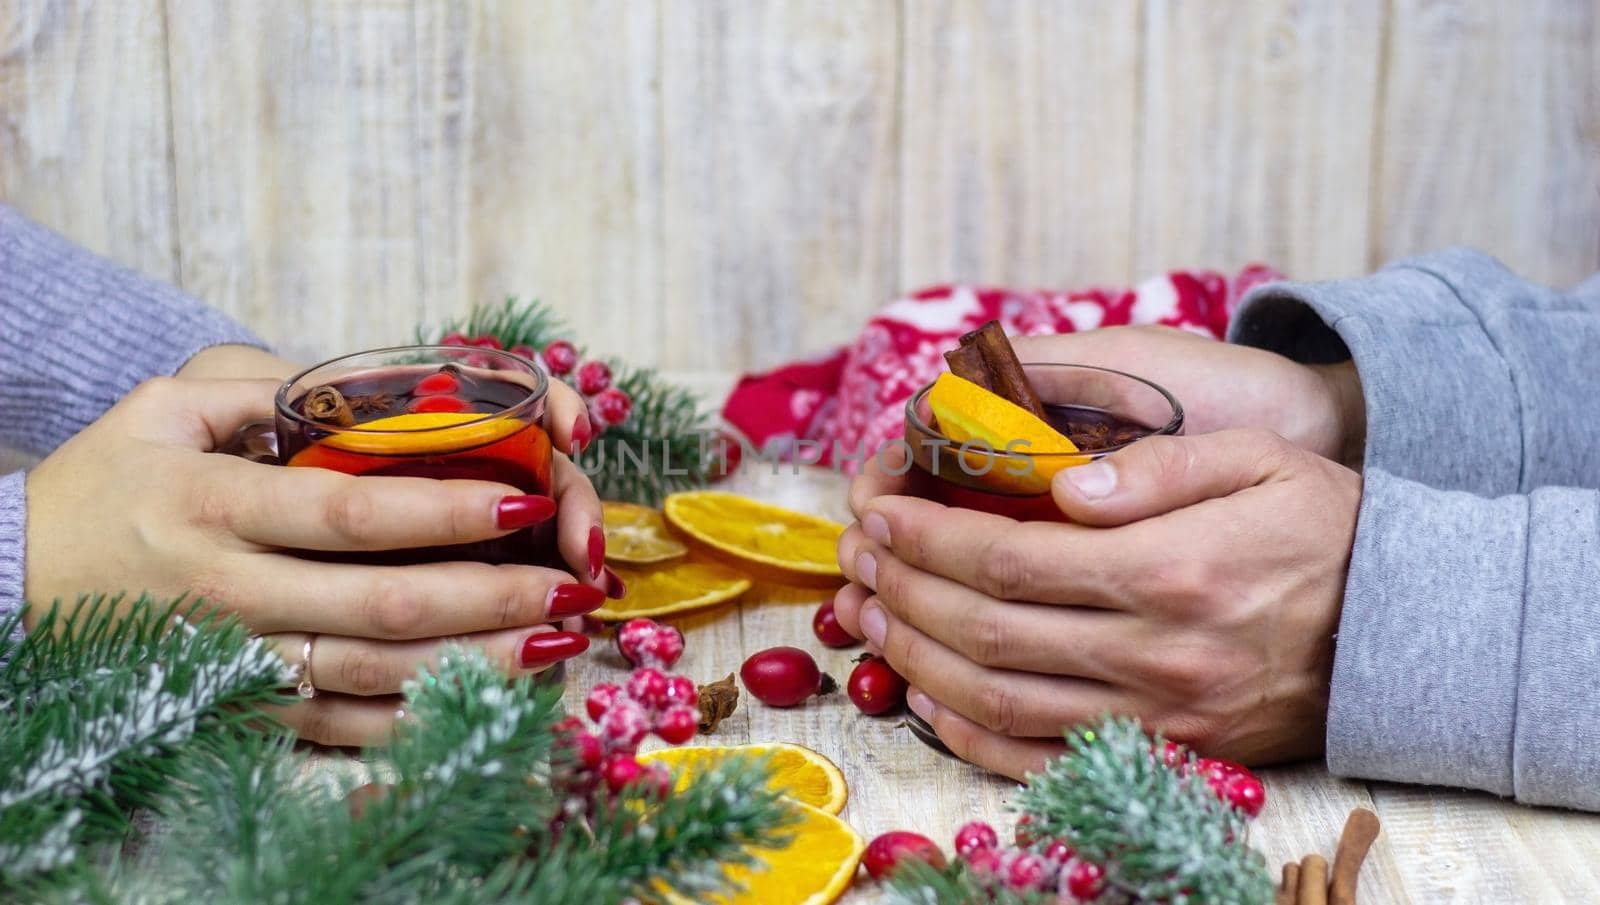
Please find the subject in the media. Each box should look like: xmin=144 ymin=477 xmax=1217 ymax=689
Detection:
xmin=654 ymin=705 xmax=698 ymax=745
xmin=664 ymin=675 xmax=698 ymax=707
xmin=1064 ymin=860 xmax=1105 ymax=900
xmin=641 ymin=625 xmax=685 ymax=669
xmin=601 ymin=753 xmax=642 ymax=792
xmin=847 ymin=656 xmax=907 ymax=716
xmin=598 ymin=699 xmax=650 ymax=750
xmin=862 ymin=831 xmax=946 ymax=881
xmin=408 ymin=394 xmax=472 ymax=414
xmin=954 ymin=821 xmax=998 ymax=857
xmin=469 ymin=335 xmax=502 ymax=350
xmin=616 ymin=618 xmax=660 ymax=667
xmin=1006 ymin=853 xmax=1048 ymax=891
xmin=812 ymin=600 xmax=857 ymax=648
xmin=1042 ymin=839 xmax=1075 ymax=864
xmin=592 ymin=387 xmax=632 ymax=426
xmin=413 ymin=371 xmax=459 ymax=396
xmin=440 ymin=331 xmax=469 ymax=346
xmin=585 ymin=683 xmax=620 ymax=721
xmin=626 ymin=668 xmax=670 ymax=710
xmin=576 ymin=360 xmax=612 ymax=395
xmin=508 ymin=344 xmax=535 ymax=361
xmin=1195 ymin=758 xmax=1265 ymax=817
xmin=1155 ymin=739 xmax=1187 ymax=770
xmin=568 ymin=730 xmax=603 ymax=770
xmin=739 ymin=647 xmax=832 ymax=708
xmin=1014 ymin=814 xmax=1036 ymax=847
xmin=542 ymin=340 xmax=578 ymax=376
xmin=964 ymin=848 xmax=1001 ymax=875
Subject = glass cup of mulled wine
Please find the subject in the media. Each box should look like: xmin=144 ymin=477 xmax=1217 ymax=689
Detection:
xmin=272 ymin=346 xmax=556 ymax=568
xmin=898 ymin=362 xmax=1183 ymax=751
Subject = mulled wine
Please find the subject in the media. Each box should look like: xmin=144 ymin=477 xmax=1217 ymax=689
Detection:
xmin=903 ymin=364 xmax=1183 ymax=523
xmin=275 ymin=346 xmax=554 ymax=567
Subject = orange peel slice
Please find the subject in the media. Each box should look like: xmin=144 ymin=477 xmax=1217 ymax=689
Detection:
xmin=662 ymin=492 xmax=845 ymax=588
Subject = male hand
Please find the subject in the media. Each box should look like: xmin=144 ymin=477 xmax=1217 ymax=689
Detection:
xmin=833 ymin=430 xmax=1361 ymax=781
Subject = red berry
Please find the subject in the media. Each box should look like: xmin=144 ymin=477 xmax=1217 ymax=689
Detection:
xmin=1224 ymin=772 xmax=1266 ymax=818
xmin=811 ymin=600 xmax=857 ymax=648
xmin=1155 ymin=739 xmax=1187 ymax=770
xmin=964 ymin=848 xmax=1001 ymax=876
xmin=862 ymin=831 xmax=946 ymax=881
xmin=543 ymin=340 xmax=578 ymax=376
xmin=408 ymin=394 xmax=472 ymax=414
xmin=469 ymin=334 xmax=503 ymax=350
xmin=616 ymin=618 xmax=659 ymax=667
xmin=1064 ymin=860 xmax=1105 ymax=900
xmin=440 ymin=331 xmax=469 ymax=346
xmin=1006 ymin=853 xmax=1048 ymax=891
xmin=642 ymin=625 xmax=685 ymax=669
xmin=1013 ymin=814 xmax=1036 ymax=847
xmin=655 ymin=705 xmax=698 ymax=745
xmin=1042 ymin=839 xmax=1075 ymax=864
xmin=413 ymin=371 xmax=460 ymax=396
xmin=954 ymin=821 xmax=998 ymax=857
xmin=569 ymin=730 xmax=604 ymax=770
xmin=592 ymin=387 xmax=632 ymax=426
xmin=509 ymin=343 xmax=535 ymax=360
xmin=576 ymin=360 xmax=612 ymax=395
xmin=601 ymin=753 xmax=642 ymax=792
xmin=585 ymin=683 xmax=620 ymax=721
xmin=626 ymin=667 xmax=670 ymax=710
xmin=739 ymin=646 xmax=830 ymax=708
xmin=664 ymin=675 xmax=698 ymax=707
xmin=847 ymin=656 xmax=907 ymax=716
xmin=644 ymin=762 xmax=673 ymax=799
xmin=552 ymin=715 xmax=585 ymax=735
xmin=598 ymin=699 xmax=650 ymax=751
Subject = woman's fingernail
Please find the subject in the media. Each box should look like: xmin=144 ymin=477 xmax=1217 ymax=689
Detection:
xmin=571 ymin=414 xmax=593 ymax=457
xmin=602 ymin=566 xmax=627 ymax=600
xmin=496 ymin=495 xmax=558 ymax=530
xmin=860 ymin=602 xmax=887 ymax=648
xmin=1064 ymin=461 xmax=1117 ymax=501
xmin=519 ymin=631 xmax=590 ymax=668
xmin=588 ymin=525 xmax=605 ymax=580
xmin=862 ymin=511 xmax=891 ymax=546
xmin=907 ymin=687 xmax=935 ymax=721
xmin=547 ymin=583 xmax=606 ymax=618
xmin=855 ymin=551 xmax=878 ymax=590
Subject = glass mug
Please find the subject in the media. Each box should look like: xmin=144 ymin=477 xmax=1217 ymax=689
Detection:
xmin=897 ymin=363 xmax=1183 ymax=752
xmin=232 ymin=345 xmax=557 ymax=568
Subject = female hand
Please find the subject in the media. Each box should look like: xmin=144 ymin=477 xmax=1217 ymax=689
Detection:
xmin=833 ymin=430 xmax=1361 ymax=781
xmin=25 ymin=376 xmax=612 ymax=746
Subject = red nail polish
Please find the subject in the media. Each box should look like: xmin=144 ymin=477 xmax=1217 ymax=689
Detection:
xmin=571 ymin=414 xmax=593 ymax=457
xmin=519 ymin=631 xmax=589 ymax=668
xmin=588 ymin=525 xmax=605 ymax=580
xmin=603 ymin=566 xmax=627 ymax=600
xmin=547 ymin=583 xmax=606 ymax=618
xmin=496 ymin=495 xmax=557 ymax=530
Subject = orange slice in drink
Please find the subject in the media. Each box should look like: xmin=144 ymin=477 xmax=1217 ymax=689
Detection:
xmin=319 ymin=412 xmax=524 ymax=455
xmin=639 ymin=743 xmax=847 ymax=815
xmin=662 ymin=492 xmax=845 ymax=588
xmin=927 ymin=372 xmax=1078 ymax=454
xmin=602 ymin=502 xmax=689 ymax=564
xmin=593 ymin=556 xmax=751 ymax=621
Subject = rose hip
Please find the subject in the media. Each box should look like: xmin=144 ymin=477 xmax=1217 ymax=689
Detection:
xmin=739 ymin=646 xmax=833 ymax=708
xmin=408 ymin=394 xmax=472 ymax=414
xmin=847 ymin=656 xmax=907 ymax=716
xmin=413 ymin=371 xmax=459 ymax=396
xmin=862 ymin=831 xmax=946 ymax=881
xmin=812 ymin=600 xmax=857 ymax=648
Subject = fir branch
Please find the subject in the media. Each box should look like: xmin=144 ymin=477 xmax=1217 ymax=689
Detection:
xmin=1013 ymin=717 xmax=1274 ymax=905
xmin=881 ymin=858 xmax=1054 ymax=905
xmin=0 ymin=597 xmax=286 ymax=885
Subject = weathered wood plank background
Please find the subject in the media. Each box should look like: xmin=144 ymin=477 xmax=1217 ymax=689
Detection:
xmin=3 ymin=0 xmax=1597 ymax=372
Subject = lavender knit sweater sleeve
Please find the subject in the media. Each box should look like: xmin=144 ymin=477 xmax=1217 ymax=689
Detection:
xmin=0 ymin=205 xmax=266 ymax=632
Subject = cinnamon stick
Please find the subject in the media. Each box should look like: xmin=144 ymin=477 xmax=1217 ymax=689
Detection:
xmin=1275 ymin=862 xmax=1301 ymax=905
xmin=1296 ymin=854 xmax=1329 ymax=905
xmin=943 ymin=321 xmax=1048 ymax=420
xmin=1329 ymin=808 xmax=1381 ymax=905
xmin=303 ymin=385 xmax=355 ymax=427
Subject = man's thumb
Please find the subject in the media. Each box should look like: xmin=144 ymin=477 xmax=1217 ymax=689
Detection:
xmin=1050 ymin=429 xmax=1292 ymax=526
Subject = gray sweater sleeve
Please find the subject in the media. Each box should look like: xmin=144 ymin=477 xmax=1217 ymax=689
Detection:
xmin=1229 ymin=249 xmax=1600 ymax=809
xmin=0 ymin=205 xmax=267 ymax=638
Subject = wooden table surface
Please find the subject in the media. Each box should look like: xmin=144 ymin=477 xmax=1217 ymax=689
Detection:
xmin=570 ymin=463 xmax=1600 ymax=905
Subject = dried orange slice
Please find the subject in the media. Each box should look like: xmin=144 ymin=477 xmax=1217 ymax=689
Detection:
xmin=319 ymin=412 xmax=524 ymax=455
xmin=602 ymin=501 xmax=689 ymax=564
xmin=662 ymin=492 xmax=845 ymax=588
xmin=665 ymin=799 xmax=864 ymax=905
xmin=593 ymin=556 xmax=751 ymax=622
xmin=639 ymin=743 xmax=847 ymax=815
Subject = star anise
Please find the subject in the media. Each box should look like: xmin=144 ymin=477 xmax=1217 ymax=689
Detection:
xmin=349 ymin=392 xmax=396 ymax=415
